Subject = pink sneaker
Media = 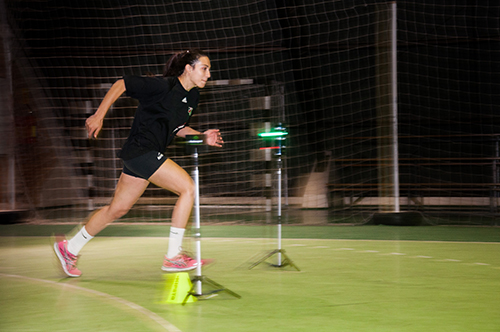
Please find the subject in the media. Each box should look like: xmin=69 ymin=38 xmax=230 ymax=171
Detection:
xmin=161 ymin=252 xmax=211 ymax=272
xmin=53 ymin=240 xmax=82 ymax=277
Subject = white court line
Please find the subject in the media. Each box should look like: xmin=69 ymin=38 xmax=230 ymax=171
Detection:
xmin=299 ymin=244 xmax=496 ymax=268
xmin=0 ymin=273 xmax=181 ymax=332
xmin=233 ymin=238 xmax=498 ymax=269
xmin=379 ymin=252 xmax=406 ymax=256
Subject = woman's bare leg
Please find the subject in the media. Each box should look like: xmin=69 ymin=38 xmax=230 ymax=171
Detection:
xmin=148 ymin=158 xmax=195 ymax=229
xmin=56 ymin=172 xmax=150 ymax=276
xmin=148 ymin=158 xmax=195 ymax=260
xmin=85 ymin=173 xmax=150 ymax=236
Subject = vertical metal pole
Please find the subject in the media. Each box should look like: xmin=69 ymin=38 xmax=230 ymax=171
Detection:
xmin=193 ymin=147 xmax=202 ymax=295
xmin=492 ymin=137 xmax=499 ymax=213
xmin=1 ymin=0 xmax=15 ymax=210
xmin=391 ymin=1 xmax=400 ymax=212
xmin=264 ymin=122 xmax=272 ymax=212
xmin=277 ymin=155 xmax=282 ymax=266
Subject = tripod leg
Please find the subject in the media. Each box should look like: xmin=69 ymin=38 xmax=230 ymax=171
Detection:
xmin=183 ymin=275 xmax=241 ymax=304
xmin=182 ymin=282 xmax=197 ymax=305
xmin=249 ymin=249 xmax=300 ymax=271
xmin=203 ymin=277 xmax=242 ymax=299
xmin=248 ymin=249 xmax=280 ymax=270
xmin=279 ymin=250 xmax=300 ymax=271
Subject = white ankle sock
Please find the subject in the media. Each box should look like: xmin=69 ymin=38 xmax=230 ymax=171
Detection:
xmin=67 ymin=226 xmax=94 ymax=256
xmin=167 ymin=226 xmax=185 ymax=258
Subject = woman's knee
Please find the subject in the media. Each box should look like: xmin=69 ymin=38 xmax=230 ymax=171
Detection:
xmin=106 ymin=203 xmax=131 ymax=220
xmin=179 ymin=178 xmax=195 ymax=198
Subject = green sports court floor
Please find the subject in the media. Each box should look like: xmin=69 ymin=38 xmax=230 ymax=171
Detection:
xmin=1 ymin=224 xmax=499 ymax=332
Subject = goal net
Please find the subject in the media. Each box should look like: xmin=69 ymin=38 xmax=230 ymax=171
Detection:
xmin=3 ymin=1 xmax=499 ymax=225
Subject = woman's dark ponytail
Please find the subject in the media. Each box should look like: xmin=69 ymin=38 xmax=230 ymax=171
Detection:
xmin=163 ymin=49 xmax=208 ymax=77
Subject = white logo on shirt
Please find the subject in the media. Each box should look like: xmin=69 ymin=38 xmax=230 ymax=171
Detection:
xmin=182 ymin=97 xmax=187 ymax=103
xmin=157 ymin=152 xmax=164 ymax=160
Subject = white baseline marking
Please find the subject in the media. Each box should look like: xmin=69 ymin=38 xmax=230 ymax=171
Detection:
xmin=0 ymin=273 xmax=181 ymax=332
xmin=299 ymin=244 xmax=496 ymax=268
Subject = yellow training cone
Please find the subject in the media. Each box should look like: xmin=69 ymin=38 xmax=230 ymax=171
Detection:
xmin=161 ymin=272 xmax=197 ymax=304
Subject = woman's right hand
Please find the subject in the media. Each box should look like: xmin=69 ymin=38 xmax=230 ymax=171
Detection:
xmin=85 ymin=79 xmax=125 ymax=139
xmin=86 ymin=113 xmax=104 ymax=139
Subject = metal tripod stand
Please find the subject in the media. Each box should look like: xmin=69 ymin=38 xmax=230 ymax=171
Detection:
xmin=183 ymin=135 xmax=241 ymax=304
xmin=249 ymin=125 xmax=300 ymax=271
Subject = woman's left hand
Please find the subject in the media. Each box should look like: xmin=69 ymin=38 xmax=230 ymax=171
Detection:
xmin=204 ymin=129 xmax=224 ymax=147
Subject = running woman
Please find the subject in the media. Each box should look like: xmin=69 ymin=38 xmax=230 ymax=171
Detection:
xmin=54 ymin=50 xmax=223 ymax=277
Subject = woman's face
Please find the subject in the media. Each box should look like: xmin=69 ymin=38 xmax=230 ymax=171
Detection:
xmin=187 ymin=56 xmax=211 ymax=89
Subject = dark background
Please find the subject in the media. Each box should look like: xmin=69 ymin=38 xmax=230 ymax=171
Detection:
xmin=4 ymin=0 xmax=500 ymax=220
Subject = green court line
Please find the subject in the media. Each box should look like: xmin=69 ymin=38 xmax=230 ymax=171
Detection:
xmin=1 ymin=224 xmax=500 ymax=242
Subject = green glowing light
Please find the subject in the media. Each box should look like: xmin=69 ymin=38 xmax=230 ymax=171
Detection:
xmin=258 ymin=131 xmax=288 ymax=138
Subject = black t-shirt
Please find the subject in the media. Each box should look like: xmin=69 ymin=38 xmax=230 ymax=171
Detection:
xmin=119 ymin=75 xmax=199 ymax=160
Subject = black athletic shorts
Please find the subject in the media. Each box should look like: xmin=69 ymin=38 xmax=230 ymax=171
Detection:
xmin=122 ymin=150 xmax=167 ymax=180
